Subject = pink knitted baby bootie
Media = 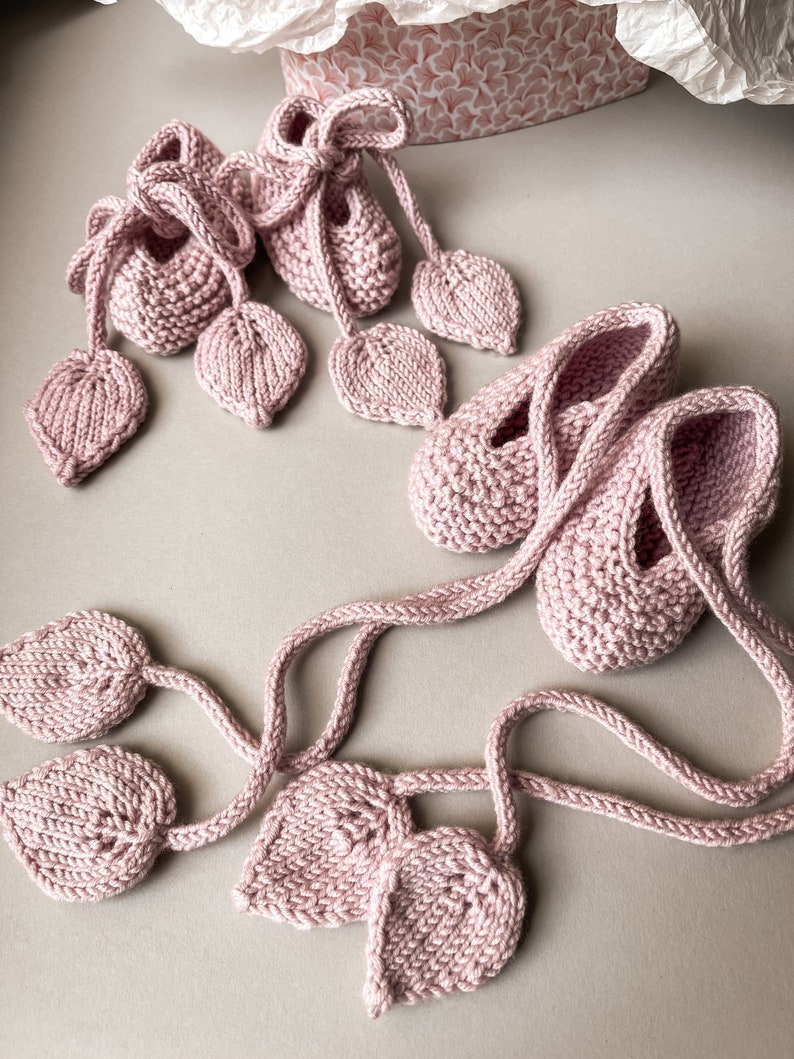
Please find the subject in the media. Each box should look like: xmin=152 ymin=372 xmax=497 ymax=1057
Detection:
xmin=409 ymin=303 xmax=679 ymax=552
xmin=535 ymin=386 xmax=782 ymax=672
xmin=250 ymin=93 xmax=403 ymax=317
xmin=219 ymin=89 xmax=521 ymax=427
xmin=245 ymin=89 xmax=521 ymax=355
xmin=66 ymin=120 xmax=241 ymax=356
xmin=27 ymin=120 xmax=309 ymax=483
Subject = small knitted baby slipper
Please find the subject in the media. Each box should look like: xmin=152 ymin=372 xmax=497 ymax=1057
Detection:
xmin=535 ymin=386 xmax=782 ymax=673
xmin=66 ymin=120 xmax=241 ymax=357
xmin=222 ymin=127 xmax=447 ymax=426
xmin=409 ymin=302 xmax=679 ymax=552
xmin=27 ymin=123 xmax=308 ymax=482
xmin=249 ymin=89 xmax=521 ymax=356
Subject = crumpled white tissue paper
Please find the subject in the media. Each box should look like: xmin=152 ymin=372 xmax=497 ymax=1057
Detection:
xmin=153 ymin=0 xmax=794 ymax=104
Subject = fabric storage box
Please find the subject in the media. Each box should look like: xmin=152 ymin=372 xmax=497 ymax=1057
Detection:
xmin=279 ymin=1 xmax=650 ymax=144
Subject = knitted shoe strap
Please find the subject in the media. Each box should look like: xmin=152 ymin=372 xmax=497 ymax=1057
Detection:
xmin=642 ymin=388 xmax=794 ymax=806
xmin=164 ymin=322 xmax=674 ymax=853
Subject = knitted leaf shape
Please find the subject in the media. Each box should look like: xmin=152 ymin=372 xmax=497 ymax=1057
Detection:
xmin=234 ymin=762 xmax=414 ymax=927
xmin=412 ymin=250 xmax=521 ymax=356
xmin=0 ymin=745 xmax=176 ymax=901
xmin=364 ymin=827 xmax=525 ymax=1017
xmin=194 ymin=301 xmax=308 ymax=428
xmin=328 ymin=323 xmax=446 ymax=427
xmin=0 ymin=611 xmax=150 ymax=742
xmin=24 ymin=348 xmax=148 ymax=486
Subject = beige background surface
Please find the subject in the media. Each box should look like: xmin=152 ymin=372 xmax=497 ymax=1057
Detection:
xmin=2 ymin=3 xmax=794 ymax=1057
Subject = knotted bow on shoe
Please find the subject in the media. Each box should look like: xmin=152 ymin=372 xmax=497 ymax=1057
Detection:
xmin=246 ymin=89 xmax=415 ymax=231
xmin=223 ymin=89 xmax=521 ymax=428
xmin=27 ymin=151 xmax=307 ymax=484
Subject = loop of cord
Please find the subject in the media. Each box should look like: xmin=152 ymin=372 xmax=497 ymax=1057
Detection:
xmin=161 ymin=333 xmax=687 ymax=852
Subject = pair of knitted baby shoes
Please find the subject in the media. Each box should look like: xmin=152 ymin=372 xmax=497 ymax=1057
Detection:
xmin=24 ymin=89 xmax=521 ymax=486
xmin=2 ymin=303 xmax=792 ymax=1016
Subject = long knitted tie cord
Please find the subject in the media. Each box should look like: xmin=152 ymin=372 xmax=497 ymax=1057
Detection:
xmin=219 ymin=89 xmax=521 ymax=427
xmin=25 ymin=157 xmax=307 ymax=484
xmin=6 ymin=315 xmax=794 ymax=1019
xmin=7 ymin=323 xmax=794 ymax=881
xmin=2 ymin=398 xmax=794 ymax=1012
xmin=0 ymin=310 xmax=676 ymax=896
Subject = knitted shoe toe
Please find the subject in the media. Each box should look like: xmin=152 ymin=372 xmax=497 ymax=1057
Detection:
xmin=409 ymin=303 xmax=679 ymax=553
xmin=536 ymin=387 xmax=781 ymax=672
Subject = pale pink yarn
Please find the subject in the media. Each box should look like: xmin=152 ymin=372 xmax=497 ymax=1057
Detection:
xmin=66 ymin=120 xmax=243 ymax=357
xmin=536 ymin=387 xmax=780 ymax=672
xmin=221 ymin=89 xmax=522 ymax=427
xmin=26 ymin=119 xmax=310 ymax=483
xmin=6 ymin=305 xmax=794 ymax=1016
xmin=409 ymin=303 xmax=678 ymax=552
xmin=251 ymin=93 xmax=404 ymax=317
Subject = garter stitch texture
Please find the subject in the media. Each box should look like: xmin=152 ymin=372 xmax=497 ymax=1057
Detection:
xmin=251 ymin=92 xmax=404 ymax=317
xmin=221 ymin=88 xmax=521 ymax=426
xmin=5 ymin=303 xmax=794 ymax=1015
xmin=409 ymin=306 xmax=677 ymax=552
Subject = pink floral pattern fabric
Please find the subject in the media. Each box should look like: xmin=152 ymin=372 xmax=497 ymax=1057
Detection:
xmin=279 ymin=1 xmax=650 ymax=144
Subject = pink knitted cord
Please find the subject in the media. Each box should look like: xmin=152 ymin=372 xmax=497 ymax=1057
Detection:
xmin=222 ymin=89 xmax=521 ymax=426
xmin=234 ymin=679 xmax=794 ymax=1015
xmin=161 ymin=303 xmax=682 ymax=853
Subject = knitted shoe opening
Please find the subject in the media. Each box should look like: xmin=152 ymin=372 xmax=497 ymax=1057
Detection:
xmin=490 ymin=323 xmax=652 ymax=450
xmin=635 ymin=410 xmax=756 ymax=570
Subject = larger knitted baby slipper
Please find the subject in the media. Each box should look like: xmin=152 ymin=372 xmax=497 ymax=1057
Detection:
xmin=409 ymin=302 xmax=679 ymax=552
xmin=535 ymin=386 xmax=782 ymax=672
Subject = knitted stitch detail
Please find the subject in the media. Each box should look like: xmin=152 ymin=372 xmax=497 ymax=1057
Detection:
xmin=24 ymin=348 xmax=149 ymax=487
xmin=252 ymin=93 xmax=403 ymax=318
xmin=0 ymin=745 xmax=176 ymax=902
xmin=0 ymin=611 xmax=150 ymax=742
xmin=536 ymin=388 xmax=780 ymax=673
xmin=409 ymin=304 xmax=678 ymax=552
xmin=233 ymin=761 xmax=414 ymax=927
xmin=27 ymin=119 xmax=312 ymax=482
xmin=67 ymin=120 xmax=239 ymax=357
